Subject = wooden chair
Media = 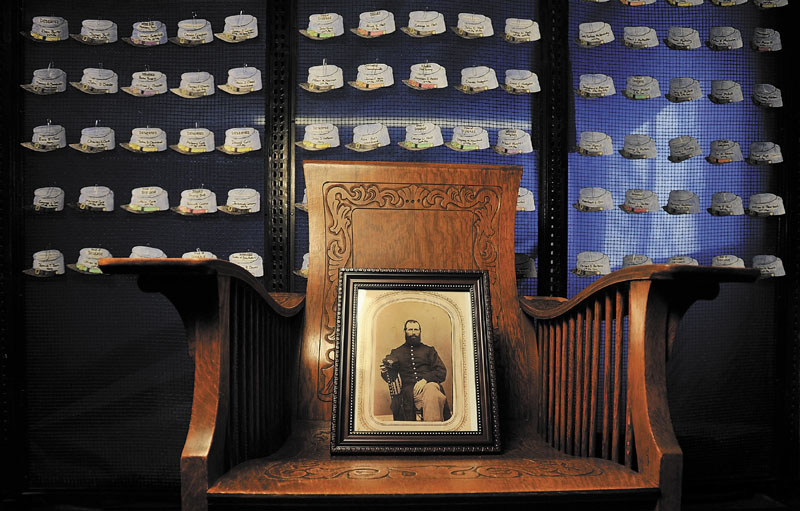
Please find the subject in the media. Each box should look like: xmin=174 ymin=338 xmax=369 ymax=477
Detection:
xmin=101 ymin=161 xmax=759 ymax=511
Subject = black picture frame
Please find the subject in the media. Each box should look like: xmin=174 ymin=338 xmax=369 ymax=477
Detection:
xmin=331 ymin=268 xmax=500 ymax=454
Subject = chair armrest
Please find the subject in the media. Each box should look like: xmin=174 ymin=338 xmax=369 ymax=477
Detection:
xmin=99 ymin=258 xmax=305 ymax=511
xmin=518 ymin=265 xmax=759 ymax=511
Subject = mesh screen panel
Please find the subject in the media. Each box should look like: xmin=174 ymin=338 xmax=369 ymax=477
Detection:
xmin=292 ymin=2 xmax=542 ymax=295
xmin=20 ymin=0 xmax=267 ymax=489
xmin=568 ymin=0 xmax=786 ymax=485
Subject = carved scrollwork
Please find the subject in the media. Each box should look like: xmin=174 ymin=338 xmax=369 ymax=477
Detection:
xmin=317 ymin=182 xmax=502 ymax=402
xmin=262 ymin=460 xmax=603 ymax=481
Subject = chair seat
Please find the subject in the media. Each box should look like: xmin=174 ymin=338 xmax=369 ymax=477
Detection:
xmin=208 ymin=420 xmax=658 ymax=503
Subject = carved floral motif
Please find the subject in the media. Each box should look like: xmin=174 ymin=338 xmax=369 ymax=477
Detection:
xmin=317 ymin=182 xmax=502 ymax=402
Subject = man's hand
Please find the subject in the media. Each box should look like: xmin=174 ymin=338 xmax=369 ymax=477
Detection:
xmin=413 ymin=379 xmax=428 ymax=396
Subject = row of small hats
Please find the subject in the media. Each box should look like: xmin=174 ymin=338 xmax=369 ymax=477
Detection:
xmin=579 ymin=24 xmax=782 ymax=51
xmin=586 ymin=0 xmax=786 ymax=7
xmin=23 ymin=248 xmax=265 ymax=277
xmin=300 ymin=63 xmax=540 ymax=94
xmin=300 ymin=11 xmax=540 ymax=42
xmin=296 ymin=124 xmax=534 ymax=154
xmin=21 ymin=126 xmax=261 ymax=155
xmin=29 ymin=186 xmax=261 ymax=215
xmin=574 ymin=189 xmax=785 ymax=216
xmin=21 ymin=67 xmax=262 ymax=96
xmin=572 ymin=252 xmax=785 ymax=278
xmin=576 ymin=76 xmax=782 ymax=105
xmin=578 ymin=135 xmax=783 ymax=163
xmin=22 ymin=15 xmax=258 ymax=45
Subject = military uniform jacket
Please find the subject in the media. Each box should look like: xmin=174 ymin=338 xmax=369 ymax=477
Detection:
xmin=384 ymin=342 xmax=451 ymax=421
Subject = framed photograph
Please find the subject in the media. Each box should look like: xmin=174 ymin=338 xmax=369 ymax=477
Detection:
xmin=331 ymin=269 xmax=500 ymax=454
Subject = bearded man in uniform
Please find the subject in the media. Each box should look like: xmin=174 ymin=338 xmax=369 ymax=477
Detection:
xmin=380 ymin=319 xmax=451 ymax=421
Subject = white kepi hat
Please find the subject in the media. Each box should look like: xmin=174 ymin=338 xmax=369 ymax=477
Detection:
xmin=121 ymin=127 xmax=167 ymax=153
xmin=664 ymin=190 xmax=700 ymax=215
xmin=351 ymin=10 xmax=396 ymax=38
xmin=230 ymin=252 xmax=264 ymax=277
xmin=709 ymin=80 xmax=743 ymax=104
xmin=752 ymin=84 xmax=783 ymax=107
xmin=578 ymin=22 xmax=614 ymax=47
xmin=712 ymin=255 xmax=745 ymax=268
xmin=666 ymin=26 xmax=701 ymax=50
xmin=294 ymin=253 xmax=310 ymax=278
xmin=182 ymin=249 xmax=217 ymax=260
xmin=666 ymin=77 xmax=702 ymax=102
xmin=24 ymin=16 xmax=68 ymax=42
xmin=706 ymin=140 xmax=743 ymax=164
xmin=401 ymin=11 xmax=445 ymax=37
xmin=502 ymin=70 xmax=541 ymax=94
xmin=493 ymin=129 xmax=533 ymax=155
xmin=295 ymin=123 xmax=339 ymax=151
xmin=707 ymin=26 xmax=742 ymax=50
xmin=21 ymin=124 xmax=66 ymax=152
xmin=574 ymin=187 xmax=613 ymax=212
xmin=170 ymin=18 xmax=213 ymax=46
xmin=70 ymin=19 xmax=117 ymax=44
xmin=623 ymin=75 xmax=660 ymax=99
xmin=171 ymin=71 xmax=215 ymax=98
xmin=218 ymin=66 xmax=262 ymax=94
xmin=456 ymin=66 xmax=498 ymax=94
xmin=578 ymin=131 xmax=613 ymax=156
xmin=746 ymin=193 xmax=785 ymax=217
xmin=398 ymin=123 xmax=443 ymax=150
xmin=300 ymin=13 xmax=344 ymax=39
xmin=121 ymin=186 xmax=170 ymax=214
xmin=348 ymin=63 xmax=394 ymax=91
xmin=218 ymin=188 xmax=261 ymax=215
xmin=21 ymin=67 xmax=67 ymax=95
xmin=577 ymin=74 xmax=615 ymax=98
xmin=215 ymin=13 xmax=258 ymax=42
xmin=623 ymin=26 xmax=658 ymax=48
xmin=73 ymin=185 xmax=114 ymax=212
xmin=70 ymin=68 xmax=118 ymax=94
xmin=619 ymin=134 xmax=657 ymax=159
xmin=622 ymin=255 xmax=653 ymax=268
xmin=346 ymin=123 xmax=390 ymax=152
xmin=68 ymin=248 xmax=112 ymax=275
xmin=752 ymin=255 xmax=785 ymax=277
xmin=668 ymin=135 xmax=702 ymax=162
xmin=572 ymin=251 xmax=612 ymax=276
xmin=32 ymin=186 xmax=65 ymax=212
xmin=217 ymin=127 xmax=261 ymax=154
xmin=452 ymin=13 xmax=493 ymax=39
xmin=503 ymin=18 xmax=540 ymax=43
xmin=403 ymin=62 xmax=448 ymax=90
xmin=747 ymin=142 xmax=783 ymax=165
xmin=300 ymin=62 xmax=343 ymax=92
xmin=129 ymin=246 xmax=167 ymax=258
xmin=707 ymin=192 xmax=744 ymax=216
xmin=172 ymin=188 xmax=218 ymax=215
xmin=69 ymin=126 xmax=115 ymax=153
xmin=24 ymin=250 xmax=65 ymax=277
xmin=517 ymin=187 xmax=535 ymax=211
xmin=170 ymin=128 xmax=215 ymax=154
xmin=751 ymin=28 xmax=781 ymax=51
xmin=666 ymin=256 xmax=699 ymax=266
xmin=620 ymin=189 xmax=659 ymax=213
xmin=445 ymin=126 xmax=490 ymax=152
xmin=122 ymin=71 xmax=168 ymax=97
xmin=124 ymin=21 xmax=167 ymax=47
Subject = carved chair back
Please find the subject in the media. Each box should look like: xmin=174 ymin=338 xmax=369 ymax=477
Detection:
xmin=298 ymin=161 xmax=532 ymax=421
